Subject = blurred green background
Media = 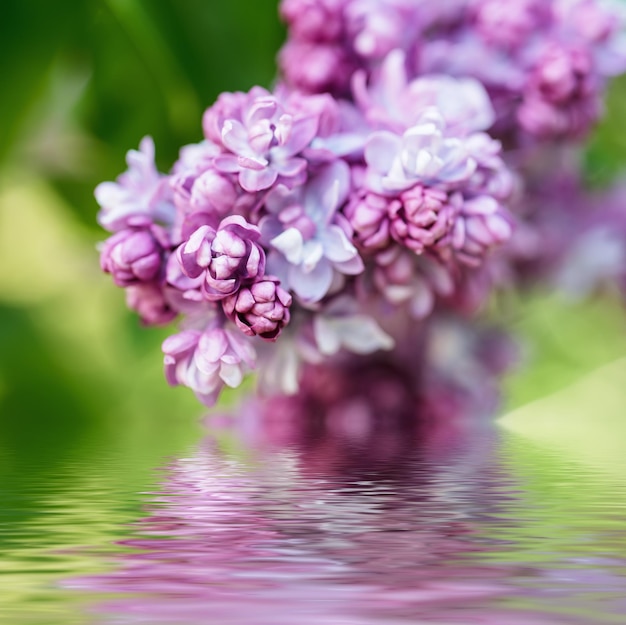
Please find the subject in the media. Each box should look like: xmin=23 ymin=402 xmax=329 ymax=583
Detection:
xmin=0 ymin=0 xmax=285 ymax=467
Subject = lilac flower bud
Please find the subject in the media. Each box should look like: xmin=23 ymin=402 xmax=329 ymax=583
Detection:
xmin=278 ymin=41 xmax=355 ymax=96
xmin=448 ymin=196 xmax=513 ymax=267
xmin=223 ymin=278 xmax=292 ymax=341
xmin=389 ymin=186 xmax=457 ymax=254
xmin=189 ymin=169 xmax=239 ymax=216
xmin=344 ymin=191 xmax=392 ymax=251
xmin=280 ymin=0 xmax=345 ymax=42
xmin=100 ymin=226 xmax=168 ymax=287
xmin=162 ymin=326 xmax=256 ymax=406
xmin=518 ymin=44 xmax=600 ymax=138
xmin=177 ymin=215 xmax=266 ymax=300
xmin=126 ymin=282 xmax=177 ymax=326
xmin=473 ymin=0 xmax=546 ymax=50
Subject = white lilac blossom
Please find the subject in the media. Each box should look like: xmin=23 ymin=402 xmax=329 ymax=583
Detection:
xmin=260 ymin=161 xmax=364 ymax=303
xmin=97 ymin=0 xmax=626 ymax=409
xmin=364 ymin=110 xmax=479 ymax=194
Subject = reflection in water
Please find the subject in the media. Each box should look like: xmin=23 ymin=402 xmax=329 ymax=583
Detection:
xmin=62 ymin=366 xmax=626 ymax=625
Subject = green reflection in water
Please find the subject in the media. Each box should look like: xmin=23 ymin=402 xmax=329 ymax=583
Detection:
xmin=495 ymin=364 xmax=626 ymax=623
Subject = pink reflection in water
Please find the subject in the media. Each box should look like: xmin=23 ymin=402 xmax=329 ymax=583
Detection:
xmin=64 ymin=356 xmax=624 ymax=625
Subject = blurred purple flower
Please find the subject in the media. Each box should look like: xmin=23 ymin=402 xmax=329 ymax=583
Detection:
xmin=372 ymin=246 xmax=454 ymax=318
xmin=472 ymin=0 xmax=547 ymax=50
xmin=312 ymin=296 xmax=394 ymax=355
xmin=353 ymin=50 xmax=496 ymax=134
xmin=126 ymin=282 xmax=177 ymax=326
xmin=445 ymin=196 xmax=513 ymax=267
xmin=518 ymin=43 xmax=600 ymax=139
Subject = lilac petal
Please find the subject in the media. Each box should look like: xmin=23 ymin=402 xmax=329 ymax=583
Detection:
xmin=301 ymin=239 xmax=325 ymax=271
xmin=214 ymin=154 xmax=241 ymax=173
xmin=197 ymin=329 xmax=228 ymax=366
xmin=237 ymin=154 xmax=268 ymax=171
xmin=322 ymin=225 xmax=358 ymax=263
xmin=219 ymin=361 xmax=244 ymax=388
xmin=244 ymin=97 xmax=278 ymax=127
xmin=248 ymin=120 xmax=274 ymax=155
xmin=245 ymin=243 xmax=264 ymax=276
xmin=239 ymin=167 xmax=278 ymax=192
xmin=365 ymin=131 xmax=402 ymax=174
xmin=221 ymin=120 xmax=251 ymax=156
xmin=305 ymin=161 xmax=350 ymax=223
xmin=259 ymin=215 xmax=285 ymax=245
xmin=271 ymin=228 xmax=304 ymax=265
xmin=289 ymin=260 xmax=333 ymax=302
xmin=410 ymin=277 xmax=435 ymax=318
xmin=313 ymin=316 xmax=342 ymax=355
xmin=273 ymin=113 xmax=293 ymax=146
xmin=280 ymin=115 xmax=319 ymax=157
xmin=162 ymin=330 xmax=199 ymax=357
xmin=334 ymin=255 xmax=365 ymax=275
xmin=265 ymin=251 xmax=290 ymax=286
xmin=334 ymin=316 xmax=394 ymax=354
xmin=163 ymin=356 xmax=181 ymax=387
xmin=273 ymin=156 xmax=307 ymax=178
xmin=379 ymin=49 xmax=409 ymax=103
xmin=226 ymin=332 xmax=257 ymax=367
xmin=178 ymin=226 xmax=214 ymax=277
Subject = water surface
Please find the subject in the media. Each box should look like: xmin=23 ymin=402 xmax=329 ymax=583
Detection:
xmin=3 ymin=407 xmax=625 ymax=625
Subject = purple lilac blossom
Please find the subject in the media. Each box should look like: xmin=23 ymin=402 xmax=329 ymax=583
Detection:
xmin=97 ymin=0 xmax=626 ymax=409
xmin=203 ymin=87 xmax=336 ymax=193
xmin=443 ymin=196 xmax=514 ymax=268
xmin=344 ymin=190 xmax=392 ymax=251
xmin=278 ymin=0 xmax=626 ymax=144
xmin=126 ymin=282 xmax=177 ymax=326
xmin=223 ymin=277 xmax=292 ymax=340
xmin=177 ymin=215 xmax=266 ymax=301
xmin=95 ymin=137 xmax=175 ymax=232
xmin=388 ymin=186 xmax=458 ymax=254
xmin=371 ymin=246 xmax=454 ymax=318
xmin=162 ymin=326 xmax=256 ymax=406
xmin=100 ymin=225 xmax=169 ymax=287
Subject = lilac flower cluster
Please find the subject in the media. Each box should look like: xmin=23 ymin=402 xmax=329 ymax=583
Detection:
xmin=280 ymin=0 xmax=626 ymax=144
xmin=96 ymin=0 xmax=626 ymax=409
